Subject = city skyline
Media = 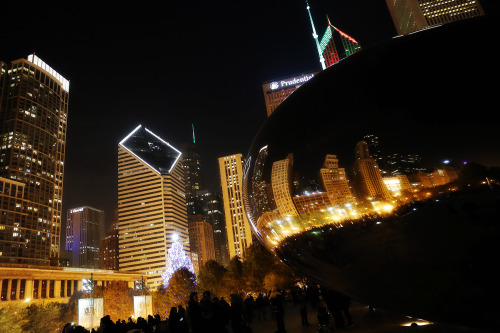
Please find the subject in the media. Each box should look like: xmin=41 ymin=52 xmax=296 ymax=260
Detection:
xmin=1 ymin=0 xmax=499 ymax=233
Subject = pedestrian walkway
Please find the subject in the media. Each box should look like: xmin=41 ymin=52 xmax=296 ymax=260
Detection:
xmin=248 ymin=300 xmax=492 ymax=333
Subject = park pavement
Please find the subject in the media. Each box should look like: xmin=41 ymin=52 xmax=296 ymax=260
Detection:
xmin=247 ymin=300 xmax=493 ymax=333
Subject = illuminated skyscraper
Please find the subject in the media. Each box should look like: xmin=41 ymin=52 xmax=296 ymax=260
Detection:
xmin=182 ymin=126 xmax=201 ymax=199
xmin=0 ymin=54 xmax=69 ymax=265
xmin=188 ymin=215 xmax=215 ymax=275
xmin=386 ymin=0 xmax=484 ymax=35
xmin=262 ymin=72 xmax=317 ymax=117
xmin=352 ymin=141 xmax=392 ymax=202
xmin=118 ymin=125 xmax=189 ymax=288
xmin=65 ymin=206 xmax=105 ymax=268
xmin=218 ymin=154 xmax=253 ymax=259
xmin=101 ymin=221 xmax=119 ymax=271
xmin=319 ymin=18 xmax=361 ymax=68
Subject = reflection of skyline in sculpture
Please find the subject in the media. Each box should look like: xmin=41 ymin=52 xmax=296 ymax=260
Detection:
xmin=254 ymin=138 xmax=459 ymax=247
xmin=352 ymin=141 xmax=392 ymax=202
xmin=271 ymin=154 xmax=299 ymax=218
xmin=320 ymin=154 xmax=355 ymax=206
xmin=244 ymin=16 xmax=500 ymax=329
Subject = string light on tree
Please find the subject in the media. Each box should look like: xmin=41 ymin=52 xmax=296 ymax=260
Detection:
xmin=161 ymin=233 xmax=195 ymax=287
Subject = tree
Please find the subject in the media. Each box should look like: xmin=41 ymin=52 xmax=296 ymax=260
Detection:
xmin=0 ymin=303 xmax=27 ymax=332
xmin=165 ymin=267 xmax=198 ymax=308
xmin=23 ymin=302 xmax=66 ymax=333
xmin=162 ymin=237 xmax=195 ymax=288
xmin=225 ymin=256 xmax=244 ymax=293
xmin=197 ymin=259 xmax=227 ymax=297
xmin=152 ymin=285 xmax=170 ymax=320
xmin=101 ymin=281 xmax=134 ymax=322
xmin=243 ymin=242 xmax=277 ymax=291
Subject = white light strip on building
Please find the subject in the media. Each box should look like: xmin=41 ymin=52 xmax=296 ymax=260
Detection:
xmin=27 ymin=54 xmax=70 ymax=92
xmin=144 ymin=128 xmax=181 ymax=173
xmin=119 ymin=125 xmax=181 ymax=174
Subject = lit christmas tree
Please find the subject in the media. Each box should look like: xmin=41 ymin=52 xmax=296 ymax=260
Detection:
xmin=161 ymin=234 xmax=195 ymax=288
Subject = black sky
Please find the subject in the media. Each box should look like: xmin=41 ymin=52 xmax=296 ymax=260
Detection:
xmin=1 ymin=0 xmax=499 ymax=230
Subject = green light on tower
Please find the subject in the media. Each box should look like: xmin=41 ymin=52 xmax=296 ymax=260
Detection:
xmin=192 ymin=124 xmax=195 ymax=144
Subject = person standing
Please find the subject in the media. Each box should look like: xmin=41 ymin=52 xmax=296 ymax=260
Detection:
xmin=297 ymin=289 xmax=310 ymax=326
xmin=187 ymin=292 xmax=202 ymax=333
xmin=270 ymin=290 xmax=286 ymax=333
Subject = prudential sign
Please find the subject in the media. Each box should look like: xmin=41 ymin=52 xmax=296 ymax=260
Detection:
xmin=269 ymin=73 xmax=315 ymax=90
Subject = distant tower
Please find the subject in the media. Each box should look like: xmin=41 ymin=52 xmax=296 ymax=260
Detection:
xmin=118 ymin=125 xmax=189 ymax=289
xmin=65 ymin=206 xmax=105 ymax=268
xmin=352 ymin=141 xmax=392 ymax=202
xmin=306 ymin=1 xmax=326 ymax=70
xmin=386 ymin=0 xmax=484 ymax=35
xmin=182 ymin=124 xmax=201 ymax=199
xmin=218 ymin=154 xmax=253 ymax=259
xmin=188 ymin=215 xmax=215 ymax=275
xmin=101 ymin=212 xmax=119 ymax=270
xmin=0 ymin=54 xmax=70 ymax=266
xmin=319 ymin=16 xmax=362 ymax=68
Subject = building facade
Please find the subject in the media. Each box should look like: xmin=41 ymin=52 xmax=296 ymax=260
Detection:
xmin=218 ymin=154 xmax=253 ymax=259
xmin=386 ymin=0 xmax=484 ymax=35
xmin=65 ymin=206 xmax=105 ymax=268
xmin=262 ymin=72 xmax=317 ymax=117
xmin=100 ymin=223 xmax=118 ymax=271
xmin=0 ymin=54 xmax=69 ymax=266
xmin=0 ymin=264 xmax=141 ymax=306
xmin=117 ymin=125 xmax=189 ymax=288
xmin=188 ymin=215 xmax=215 ymax=275
xmin=181 ymin=142 xmax=201 ymax=200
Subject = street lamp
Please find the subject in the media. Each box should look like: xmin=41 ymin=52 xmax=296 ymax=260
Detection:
xmin=82 ymin=273 xmax=94 ymax=330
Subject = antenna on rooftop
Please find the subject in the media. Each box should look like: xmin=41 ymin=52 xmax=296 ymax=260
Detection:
xmin=192 ymin=123 xmax=196 ymax=144
xmin=306 ymin=1 xmax=326 ymax=70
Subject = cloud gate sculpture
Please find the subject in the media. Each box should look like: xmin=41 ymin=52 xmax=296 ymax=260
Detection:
xmin=243 ymin=16 xmax=500 ymax=331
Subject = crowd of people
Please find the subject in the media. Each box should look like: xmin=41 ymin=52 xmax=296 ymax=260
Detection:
xmin=61 ymin=285 xmax=354 ymax=333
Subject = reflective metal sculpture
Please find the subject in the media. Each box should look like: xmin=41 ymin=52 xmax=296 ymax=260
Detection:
xmin=243 ymin=16 xmax=499 ymax=330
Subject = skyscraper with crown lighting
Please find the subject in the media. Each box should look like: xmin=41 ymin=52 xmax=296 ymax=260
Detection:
xmin=117 ymin=125 xmax=189 ymax=288
xmin=0 ymin=54 xmax=69 ymax=266
xmin=319 ymin=18 xmax=362 ymax=67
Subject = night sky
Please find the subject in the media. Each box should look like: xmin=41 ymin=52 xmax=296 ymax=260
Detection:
xmin=1 ymin=0 xmax=499 ymax=231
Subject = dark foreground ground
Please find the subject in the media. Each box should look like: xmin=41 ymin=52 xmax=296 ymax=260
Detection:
xmin=249 ymin=299 xmax=495 ymax=333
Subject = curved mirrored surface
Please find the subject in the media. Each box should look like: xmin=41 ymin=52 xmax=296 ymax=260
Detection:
xmin=243 ymin=16 xmax=500 ymax=331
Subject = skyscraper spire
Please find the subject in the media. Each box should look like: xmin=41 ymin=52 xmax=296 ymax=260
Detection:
xmin=192 ymin=123 xmax=196 ymax=144
xmin=306 ymin=1 xmax=326 ymax=70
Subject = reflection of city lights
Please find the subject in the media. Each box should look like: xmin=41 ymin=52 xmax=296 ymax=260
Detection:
xmin=400 ymin=317 xmax=433 ymax=327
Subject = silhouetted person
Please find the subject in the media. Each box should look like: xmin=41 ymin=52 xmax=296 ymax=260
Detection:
xmin=168 ymin=306 xmax=180 ymax=333
xmin=297 ymin=289 xmax=310 ymax=326
xmin=187 ymin=291 xmax=202 ymax=333
xmin=200 ymin=290 xmax=216 ymax=332
xmin=270 ymin=290 xmax=286 ymax=333
xmin=244 ymin=293 xmax=255 ymax=324
xmin=230 ymin=293 xmax=247 ymax=333
xmin=325 ymin=289 xmax=344 ymax=329
xmin=178 ymin=305 xmax=189 ymax=333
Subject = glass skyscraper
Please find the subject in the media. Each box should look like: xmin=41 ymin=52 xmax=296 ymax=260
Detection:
xmin=0 ymin=54 xmax=69 ymax=265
